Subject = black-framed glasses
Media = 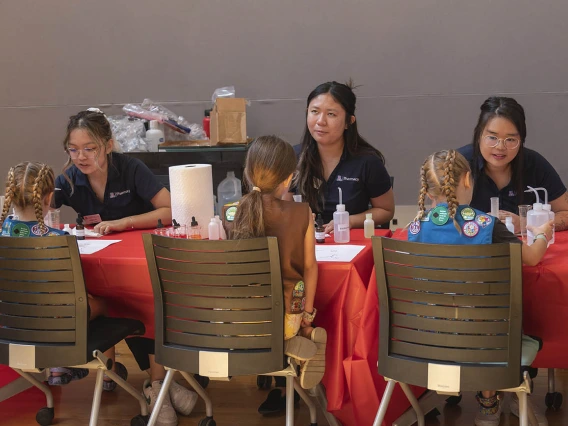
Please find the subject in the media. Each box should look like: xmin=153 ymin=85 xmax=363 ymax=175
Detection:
xmin=483 ymin=135 xmax=520 ymax=150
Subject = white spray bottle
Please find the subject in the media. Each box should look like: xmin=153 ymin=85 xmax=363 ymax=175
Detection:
xmin=531 ymin=187 xmax=554 ymax=245
xmin=525 ymin=186 xmax=551 ymax=246
xmin=333 ymin=187 xmax=350 ymax=243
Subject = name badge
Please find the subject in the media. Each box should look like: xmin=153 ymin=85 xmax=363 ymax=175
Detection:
xmin=83 ymin=214 xmax=102 ymax=225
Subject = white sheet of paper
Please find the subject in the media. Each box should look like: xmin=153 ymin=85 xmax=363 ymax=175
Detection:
xmin=77 ymin=239 xmax=121 ymax=255
xmin=315 ymin=245 xmax=366 ymax=262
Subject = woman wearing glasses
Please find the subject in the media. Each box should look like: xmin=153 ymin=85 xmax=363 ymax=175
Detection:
xmin=458 ymin=96 xmax=568 ymax=233
xmin=54 ymin=109 xmax=171 ymax=235
xmin=53 ymin=109 xmax=197 ymax=426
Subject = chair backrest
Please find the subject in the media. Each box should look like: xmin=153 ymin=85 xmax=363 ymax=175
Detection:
xmin=372 ymin=237 xmax=523 ymax=392
xmin=143 ymin=234 xmax=285 ymax=377
xmin=0 ymin=236 xmax=88 ymax=370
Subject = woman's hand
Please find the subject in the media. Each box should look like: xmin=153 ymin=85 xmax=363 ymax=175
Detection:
xmin=94 ymin=218 xmax=130 ymax=235
xmin=490 ymin=210 xmax=520 ymax=233
xmin=528 ymin=220 xmax=554 ymax=242
xmin=324 ymin=220 xmax=334 ymax=234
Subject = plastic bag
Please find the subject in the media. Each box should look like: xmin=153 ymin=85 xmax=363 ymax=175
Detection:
xmin=212 ymin=86 xmax=235 ymax=103
xmin=107 ymin=115 xmax=147 ymax=152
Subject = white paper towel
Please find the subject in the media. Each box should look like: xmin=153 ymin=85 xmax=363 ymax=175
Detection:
xmin=169 ymin=164 xmax=214 ymax=239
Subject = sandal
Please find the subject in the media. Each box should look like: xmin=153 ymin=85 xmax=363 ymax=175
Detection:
xmin=48 ymin=367 xmax=89 ymax=386
xmin=284 ymin=336 xmax=317 ymax=361
xmin=103 ymin=362 xmax=128 ymax=392
xmin=300 ymin=327 xmax=327 ymax=389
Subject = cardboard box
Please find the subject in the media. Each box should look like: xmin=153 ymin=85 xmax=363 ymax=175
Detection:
xmin=210 ymin=98 xmax=247 ymax=145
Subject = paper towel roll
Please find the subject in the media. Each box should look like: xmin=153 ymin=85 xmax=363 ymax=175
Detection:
xmin=169 ymin=164 xmax=214 ymax=239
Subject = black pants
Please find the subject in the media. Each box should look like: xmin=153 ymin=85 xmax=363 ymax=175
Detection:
xmin=125 ymin=337 xmax=155 ymax=371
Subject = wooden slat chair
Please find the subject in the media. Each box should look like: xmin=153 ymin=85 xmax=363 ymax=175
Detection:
xmin=142 ymin=234 xmax=333 ymax=426
xmin=0 ymin=236 xmax=148 ymax=426
xmin=371 ymin=237 xmax=539 ymax=426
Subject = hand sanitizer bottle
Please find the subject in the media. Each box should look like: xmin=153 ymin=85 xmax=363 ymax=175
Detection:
xmin=333 ymin=188 xmax=350 ymax=243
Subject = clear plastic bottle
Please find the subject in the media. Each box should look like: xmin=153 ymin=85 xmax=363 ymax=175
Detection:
xmin=525 ymin=187 xmax=550 ymax=246
xmin=217 ymin=171 xmax=242 ymax=214
xmin=208 ymin=218 xmax=220 ymax=240
xmin=505 ymin=216 xmax=515 ymax=234
xmin=333 ymin=188 xmax=350 ymax=243
xmin=364 ymin=213 xmax=375 ymax=238
xmin=146 ymin=120 xmax=164 ymax=152
xmin=542 ymin=204 xmax=555 ymax=245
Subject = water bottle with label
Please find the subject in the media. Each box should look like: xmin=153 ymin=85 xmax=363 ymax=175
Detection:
xmin=217 ymin=171 xmax=242 ymax=215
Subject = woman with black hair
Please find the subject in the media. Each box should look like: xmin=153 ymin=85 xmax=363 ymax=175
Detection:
xmin=458 ymin=96 xmax=568 ymax=233
xmin=290 ymin=81 xmax=394 ymax=233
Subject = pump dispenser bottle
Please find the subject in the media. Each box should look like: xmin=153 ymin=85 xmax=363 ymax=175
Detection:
xmin=333 ymin=188 xmax=350 ymax=243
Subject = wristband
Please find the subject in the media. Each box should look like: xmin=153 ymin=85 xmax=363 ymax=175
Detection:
xmin=302 ymin=308 xmax=317 ymax=323
xmin=533 ymin=233 xmax=548 ymax=244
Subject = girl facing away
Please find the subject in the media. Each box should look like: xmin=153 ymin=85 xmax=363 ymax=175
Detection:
xmin=408 ymin=150 xmax=552 ymax=426
xmin=0 ymin=162 xmax=116 ymax=386
xmin=232 ymin=135 xmax=327 ymax=391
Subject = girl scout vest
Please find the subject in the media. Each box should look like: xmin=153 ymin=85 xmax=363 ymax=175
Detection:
xmin=408 ymin=204 xmax=495 ymax=245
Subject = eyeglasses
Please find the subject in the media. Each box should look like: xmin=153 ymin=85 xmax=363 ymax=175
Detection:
xmin=66 ymin=147 xmax=98 ymax=159
xmin=483 ymin=135 xmax=520 ymax=150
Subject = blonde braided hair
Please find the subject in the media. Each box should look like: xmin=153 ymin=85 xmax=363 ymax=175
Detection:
xmin=442 ymin=150 xmax=462 ymax=233
xmin=0 ymin=167 xmax=17 ymax=226
xmin=1 ymin=162 xmax=55 ymax=232
xmin=32 ymin=164 xmax=52 ymax=233
xmin=409 ymin=150 xmax=471 ymax=234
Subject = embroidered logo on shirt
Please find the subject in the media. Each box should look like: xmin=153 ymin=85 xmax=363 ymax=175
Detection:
xmin=109 ymin=190 xmax=131 ymax=199
xmin=336 ymin=175 xmax=359 ymax=182
xmin=508 ymin=190 xmax=516 ymax=197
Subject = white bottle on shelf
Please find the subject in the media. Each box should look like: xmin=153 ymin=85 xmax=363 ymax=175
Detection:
xmin=145 ymin=120 xmax=164 ymax=152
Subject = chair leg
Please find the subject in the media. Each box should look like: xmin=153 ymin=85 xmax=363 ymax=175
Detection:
xmin=399 ymin=383 xmax=425 ymax=426
xmin=286 ymin=376 xmax=295 ymax=426
xmin=516 ymin=391 xmax=529 ymax=426
xmin=294 ymin=380 xmax=317 ymax=425
xmin=548 ymin=368 xmax=555 ymax=393
xmin=180 ymin=371 xmax=214 ymax=418
xmin=373 ymin=380 xmax=396 ymax=426
xmin=89 ymin=368 xmax=106 ymax=426
xmin=147 ymin=369 xmax=175 ymax=426
xmin=312 ymin=384 xmax=342 ymax=426
xmin=12 ymin=369 xmax=54 ymax=408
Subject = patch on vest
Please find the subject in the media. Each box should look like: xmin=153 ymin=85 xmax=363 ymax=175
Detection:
xmin=476 ymin=215 xmax=492 ymax=228
xmin=431 ymin=206 xmax=449 ymax=226
xmin=11 ymin=223 xmax=30 ymax=237
xmin=463 ymin=221 xmax=479 ymax=238
xmin=460 ymin=207 xmax=476 ymax=221
xmin=409 ymin=221 xmax=421 ymax=235
xmin=31 ymin=224 xmax=47 ymax=236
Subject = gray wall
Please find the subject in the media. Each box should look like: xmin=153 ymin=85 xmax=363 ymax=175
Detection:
xmin=2 ymin=0 xmax=568 ymax=212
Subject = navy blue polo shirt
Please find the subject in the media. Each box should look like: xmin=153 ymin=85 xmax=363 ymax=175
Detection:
xmin=293 ymin=145 xmax=392 ymax=223
xmin=54 ymin=153 xmax=164 ymax=221
xmin=458 ymin=144 xmax=566 ymax=214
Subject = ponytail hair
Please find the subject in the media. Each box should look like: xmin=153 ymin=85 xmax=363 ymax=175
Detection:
xmin=411 ymin=149 xmax=471 ymax=234
xmin=232 ymin=136 xmax=297 ymax=239
xmin=1 ymin=162 xmax=55 ymax=231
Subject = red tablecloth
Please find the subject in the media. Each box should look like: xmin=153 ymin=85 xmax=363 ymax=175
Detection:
xmin=80 ymin=228 xmax=391 ymax=426
xmin=522 ymin=231 xmax=568 ymax=367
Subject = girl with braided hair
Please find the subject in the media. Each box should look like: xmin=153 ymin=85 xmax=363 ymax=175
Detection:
xmin=408 ymin=149 xmax=553 ymax=426
xmin=0 ymin=161 xmax=112 ymax=386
